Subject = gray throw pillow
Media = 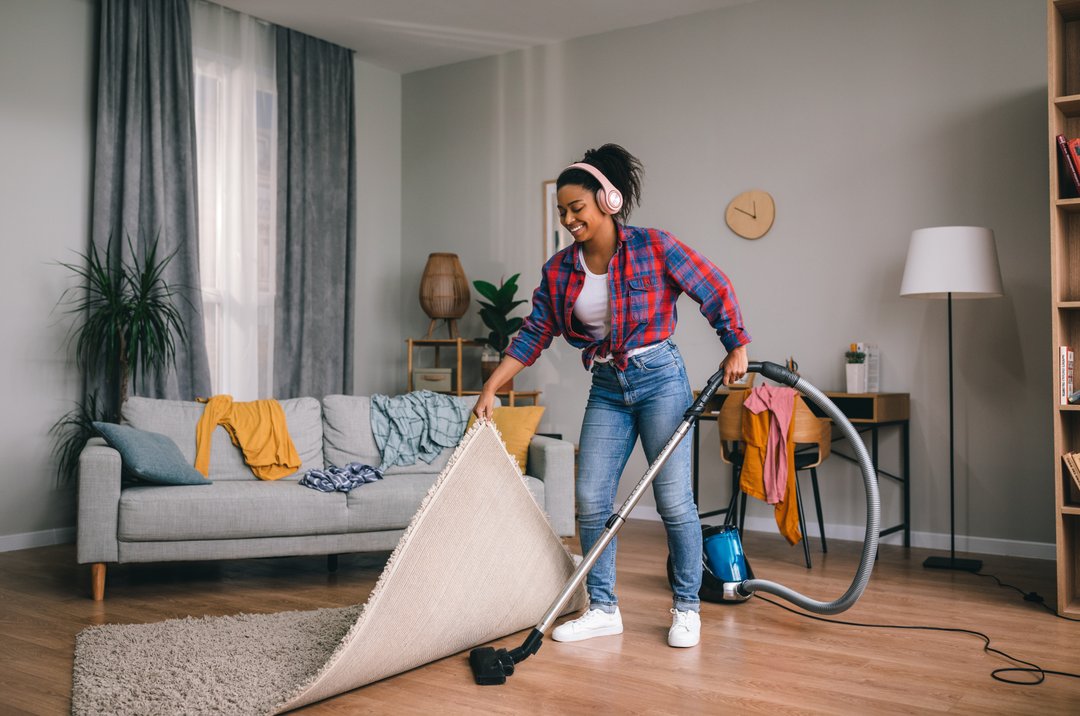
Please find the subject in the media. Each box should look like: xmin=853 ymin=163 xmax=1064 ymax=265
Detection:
xmin=92 ymin=421 xmax=211 ymax=486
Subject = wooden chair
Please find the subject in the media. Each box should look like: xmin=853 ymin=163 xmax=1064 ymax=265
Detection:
xmin=716 ymin=387 xmax=832 ymax=568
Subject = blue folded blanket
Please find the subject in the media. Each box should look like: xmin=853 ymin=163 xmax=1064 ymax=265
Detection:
xmin=369 ymin=390 xmax=470 ymax=470
xmin=300 ymin=463 xmax=383 ymax=493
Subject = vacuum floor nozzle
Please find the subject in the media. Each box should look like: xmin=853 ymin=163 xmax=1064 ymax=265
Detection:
xmin=469 ymin=647 xmax=515 ymax=685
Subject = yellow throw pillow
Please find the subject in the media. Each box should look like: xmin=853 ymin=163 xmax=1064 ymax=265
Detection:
xmin=467 ymin=406 xmax=545 ymax=473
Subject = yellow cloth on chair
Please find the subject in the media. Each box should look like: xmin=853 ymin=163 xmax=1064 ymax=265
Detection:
xmin=739 ymin=407 xmax=801 ymax=545
xmin=195 ymin=395 xmax=300 ymax=480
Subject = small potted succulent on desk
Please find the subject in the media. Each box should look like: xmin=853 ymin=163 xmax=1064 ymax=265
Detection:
xmin=845 ymin=345 xmax=868 ymax=394
xmin=473 ymin=273 xmax=526 ymax=392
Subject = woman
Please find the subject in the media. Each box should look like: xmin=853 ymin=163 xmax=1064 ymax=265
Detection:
xmin=473 ymin=144 xmax=750 ymax=648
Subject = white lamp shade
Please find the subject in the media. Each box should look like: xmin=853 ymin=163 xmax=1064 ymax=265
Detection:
xmin=900 ymin=226 xmax=1004 ymax=299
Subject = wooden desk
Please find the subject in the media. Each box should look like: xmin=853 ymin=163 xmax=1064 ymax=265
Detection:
xmin=692 ymin=390 xmax=911 ymax=547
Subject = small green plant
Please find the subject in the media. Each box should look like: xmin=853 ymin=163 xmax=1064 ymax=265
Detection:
xmin=50 ymin=233 xmax=188 ymax=483
xmin=845 ymin=350 xmax=866 ymax=364
xmin=473 ymin=273 xmax=527 ymax=356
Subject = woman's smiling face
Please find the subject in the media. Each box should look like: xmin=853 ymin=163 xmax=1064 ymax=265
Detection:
xmin=557 ymin=184 xmax=608 ymax=243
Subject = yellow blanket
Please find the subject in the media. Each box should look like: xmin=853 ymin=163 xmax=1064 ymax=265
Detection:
xmin=195 ymin=395 xmax=300 ymax=481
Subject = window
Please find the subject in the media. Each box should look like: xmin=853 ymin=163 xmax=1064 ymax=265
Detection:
xmin=192 ymin=3 xmax=276 ymax=400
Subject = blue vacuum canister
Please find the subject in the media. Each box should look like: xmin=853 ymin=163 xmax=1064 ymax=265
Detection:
xmin=703 ymin=525 xmax=751 ymax=602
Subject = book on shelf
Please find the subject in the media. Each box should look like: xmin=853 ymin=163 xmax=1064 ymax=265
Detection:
xmin=1061 ymin=345 xmax=1075 ymax=405
xmin=1069 ymin=139 xmax=1080 ymax=192
xmin=1064 ymin=452 xmax=1080 ymax=493
xmin=1057 ymin=134 xmax=1080 ymax=198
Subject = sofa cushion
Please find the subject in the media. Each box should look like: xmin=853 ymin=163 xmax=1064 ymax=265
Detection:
xmin=467 ymin=406 xmax=545 ymax=472
xmin=343 ymin=471 xmax=546 ymax=532
xmin=121 ymin=396 xmax=324 ymax=481
xmin=322 ymin=394 xmax=480 ymax=476
xmin=118 ymin=481 xmax=349 ymax=541
xmin=92 ymin=422 xmax=211 ymax=486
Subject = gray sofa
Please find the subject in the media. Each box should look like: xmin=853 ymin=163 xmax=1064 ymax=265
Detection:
xmin=76 ymin=394 xmax=575 ymax=600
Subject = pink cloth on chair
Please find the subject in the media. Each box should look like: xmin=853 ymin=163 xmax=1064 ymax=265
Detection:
xmin=743 ymin=384 xmax=797 ymax=504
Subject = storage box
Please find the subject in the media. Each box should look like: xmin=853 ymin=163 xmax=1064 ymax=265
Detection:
xmin=412 ymin=368 xmax=452 ymax=392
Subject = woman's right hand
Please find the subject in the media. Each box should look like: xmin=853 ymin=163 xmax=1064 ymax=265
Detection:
xmin=473 ymin=388 xmax=497 ymax=421
xmin=472 ymin=355 xmax=525 ymax=420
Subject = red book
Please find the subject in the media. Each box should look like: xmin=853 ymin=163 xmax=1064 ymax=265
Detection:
xmin=1069 ymin=139 xmax=1080 ymax=194
xmin=1058 ymin=135 xmax=1080 ymax=197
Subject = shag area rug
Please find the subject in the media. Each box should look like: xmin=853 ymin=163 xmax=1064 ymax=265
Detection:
xmin=72 ymin=421 xmax=584 ymax=715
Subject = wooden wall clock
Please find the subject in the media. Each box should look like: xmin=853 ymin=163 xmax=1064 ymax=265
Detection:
xmin=725 ymin=189 xmax=775 ymax=240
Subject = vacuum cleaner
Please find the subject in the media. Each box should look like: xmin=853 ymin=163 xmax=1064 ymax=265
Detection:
xmin=470 ymin=360 xmax=880 ymax=685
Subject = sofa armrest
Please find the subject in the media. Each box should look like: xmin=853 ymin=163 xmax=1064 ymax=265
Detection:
xmin=77 ymin=438 xmax=121 ymax=564
xmin=526 ymin=435 xmax=575 ymax=537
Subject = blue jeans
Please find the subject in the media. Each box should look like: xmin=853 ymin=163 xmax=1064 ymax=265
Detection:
xmin=576 ymin=341 xmax=702 ymax=613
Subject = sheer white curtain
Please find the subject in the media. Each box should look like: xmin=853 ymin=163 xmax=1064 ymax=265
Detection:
xmin=191 ymin=1 xmax=276 ymax=400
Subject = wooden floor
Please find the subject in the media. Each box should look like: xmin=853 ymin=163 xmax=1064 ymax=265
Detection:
xmin=1 ymin=521 xmax=1078 ymax=714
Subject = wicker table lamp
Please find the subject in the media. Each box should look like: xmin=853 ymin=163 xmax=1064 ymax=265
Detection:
xmin=419 ymin=253 xmax=471 ymax=338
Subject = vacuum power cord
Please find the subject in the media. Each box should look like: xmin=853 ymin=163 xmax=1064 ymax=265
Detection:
xmin=754 ymin=594 xmax=1080 ymax=686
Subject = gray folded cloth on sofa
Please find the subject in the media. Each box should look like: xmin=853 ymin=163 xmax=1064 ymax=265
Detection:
xmin=370 ymin=390 xmax=470 ymax=470
xmin=300 ymin=463 xmax=383 ymax=493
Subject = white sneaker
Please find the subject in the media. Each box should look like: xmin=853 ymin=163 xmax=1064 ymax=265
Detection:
xmin=668 ymin=608 xmax=701 ymax=648
xmin=552 ymin=607 xmax=623 ymax=642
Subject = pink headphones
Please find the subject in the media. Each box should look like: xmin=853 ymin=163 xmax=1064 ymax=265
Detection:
xmin=567 ymin=162 xmax=624 ymax=215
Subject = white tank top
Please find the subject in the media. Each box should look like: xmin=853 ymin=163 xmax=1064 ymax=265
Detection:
xmin=574 ymin=251 xmax=610 ymax=341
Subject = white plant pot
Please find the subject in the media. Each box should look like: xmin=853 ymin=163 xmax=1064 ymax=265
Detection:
xmin=846 ymin=363 xmax=868 ymax=394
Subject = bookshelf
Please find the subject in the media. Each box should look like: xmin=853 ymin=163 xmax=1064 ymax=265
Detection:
xmin=1048 ymin=0 xmax=1080 ymax=617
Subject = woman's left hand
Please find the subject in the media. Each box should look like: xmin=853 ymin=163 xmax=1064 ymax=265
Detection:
xmin=720 ymin=345 xmax=748 ymax=386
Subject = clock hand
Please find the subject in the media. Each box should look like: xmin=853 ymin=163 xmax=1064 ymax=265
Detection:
xmin=734 ymin=207 xmax=755 ymax=218
xmin=751 ymin=200 xmax=757 ymax=219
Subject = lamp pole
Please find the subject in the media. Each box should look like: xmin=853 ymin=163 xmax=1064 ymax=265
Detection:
xmin=924 ymin=292 xmax=982 ymax=572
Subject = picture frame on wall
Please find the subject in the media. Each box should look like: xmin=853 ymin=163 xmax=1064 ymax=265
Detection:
xmin=543 ymin=180 xmax=573 ymax=258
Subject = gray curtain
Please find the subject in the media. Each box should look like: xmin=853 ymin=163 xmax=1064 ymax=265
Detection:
xmin=274 ymin=28 xmax=356 ymax=399
xmin=91 ymin=0 xmax=211 ymax=413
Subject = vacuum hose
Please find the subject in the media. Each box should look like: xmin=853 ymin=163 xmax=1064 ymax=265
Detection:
xmin=734 ymin=361 xmax=880 ymax=614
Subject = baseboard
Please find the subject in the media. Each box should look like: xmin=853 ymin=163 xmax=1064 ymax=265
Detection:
xmin=628 ymin=508 xmax=1055 ymax=561
xmin=0 ymin=526 xmax=76 ymax=553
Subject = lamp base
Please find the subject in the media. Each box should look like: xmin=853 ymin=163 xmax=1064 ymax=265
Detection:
xmin=923 ymin=555 xmax=982 ymax=572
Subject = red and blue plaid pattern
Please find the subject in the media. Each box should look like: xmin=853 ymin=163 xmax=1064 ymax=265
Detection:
xmin=505 ymin=224 xmax=751 ymax=371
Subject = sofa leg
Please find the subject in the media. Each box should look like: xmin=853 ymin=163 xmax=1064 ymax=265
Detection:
xmin=91 ymin=563 xmax=106 ymax=601
xmin=327 ymin=554 xmax=338 ymax=573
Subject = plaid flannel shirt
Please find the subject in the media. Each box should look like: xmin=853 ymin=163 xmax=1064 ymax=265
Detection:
xmin=505 ymin=224 xmax=751 ymax=371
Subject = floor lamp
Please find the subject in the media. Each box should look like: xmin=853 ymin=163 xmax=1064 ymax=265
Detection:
xmin=900 ymin=226 xmax=1003 ymax=572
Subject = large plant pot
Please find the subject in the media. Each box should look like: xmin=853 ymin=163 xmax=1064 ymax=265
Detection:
xmin=481 ymin=349 xmax=513 ymax=393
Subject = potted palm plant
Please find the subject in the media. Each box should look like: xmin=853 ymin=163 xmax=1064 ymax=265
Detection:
xmin=473 ymin=273 xmax=526 ymax=392
xmin=50 ymin=234 xmax=188 ymax=483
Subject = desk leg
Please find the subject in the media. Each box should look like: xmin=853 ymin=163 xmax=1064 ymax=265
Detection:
xmin=903 ymin=421 xmax=910 ymax=548
xmin=871 ymin=426 xmax=879 ymax=480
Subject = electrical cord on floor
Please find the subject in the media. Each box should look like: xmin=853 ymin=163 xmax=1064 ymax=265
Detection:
xmin=753 ymin=594 xmax=1080 ymax=686
xmin=970 ymin=569 xmax=1080 ymax=623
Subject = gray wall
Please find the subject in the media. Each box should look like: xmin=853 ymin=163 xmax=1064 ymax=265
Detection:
xmin=402 ymin=0 xmax=1051 ymax=555
xmin=0 ymin=0 xmax=404 ymax=547
xmin=354 ymin=58 xmax=404 ymax=395
xmin=0 ymin=0 xmax=96 ymax=549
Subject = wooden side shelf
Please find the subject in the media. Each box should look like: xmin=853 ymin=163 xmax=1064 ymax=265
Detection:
xmin=404 ymin=338 xmax=541 ymax=405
